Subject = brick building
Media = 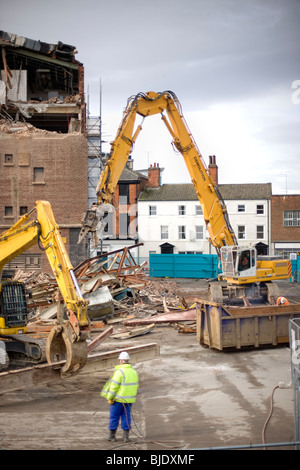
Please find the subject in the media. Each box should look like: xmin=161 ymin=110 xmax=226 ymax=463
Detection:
xmin=97 ymin=158 xmax=149 ymax=258
xmin=271 ymin=194 xmax=300 ymax=257
xmin=0 ymin=31 xmax=88 ymax=274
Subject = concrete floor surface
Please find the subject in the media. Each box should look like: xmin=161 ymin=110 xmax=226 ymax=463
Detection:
xmin=0 ymin=279 xmax=298 ymax=451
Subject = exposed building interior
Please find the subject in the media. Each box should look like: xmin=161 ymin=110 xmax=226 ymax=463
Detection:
xmin=0 ymin=30 xmax=85 ymax=133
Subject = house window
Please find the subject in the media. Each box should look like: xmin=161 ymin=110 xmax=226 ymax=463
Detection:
xmin=25 ymin=255 xmax=41 ymax=268
xmin=195 ymin=205 xmax=203 ymax=215
xmin=238 ymin=225 xmax=246 ymax=239
xmin=160 ymin=226 xmax=168 ymax=239
xmin=178 ymin=226 xmax=186 ymax=239
xmin=178 ymin=205 xmax=186 ymax=215
xmin=257 ymin=225 xmax=264 ymax=239
xmin=20 ymin=206 xmax=28 ymax=216
xmin=33 ymin=167 xmax=44 ymax=183
xmin=284 ymin=210 xmax=300 ymax=227
xmin=149 ymin=205 xmax=157 ymax=216
xmin=119 ymin=183 xmax=129 ymax=199
xmin=4 ymin=206 xmax=13 ymax=217
xmin=4 ymin=154 xmax=14 ymax=165
xmin=195 ymin=225 xmax=204 ymax=239
xmin=257 ymin=204 xmax=264 ymax=215
xmin=238 ymin=204 xmax=245 ymax=212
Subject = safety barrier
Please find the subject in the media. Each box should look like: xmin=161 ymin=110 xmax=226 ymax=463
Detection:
xmin=149 ymin=253 xmax=221 ymax=279
xmin=289 ymin=318 xmax=300 ymax=449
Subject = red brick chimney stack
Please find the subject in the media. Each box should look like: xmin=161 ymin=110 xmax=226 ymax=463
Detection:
xmin=148 ymin=162 xmax=161 ymax=188
xmin=208 ymin=155 xmax=218 ymax=185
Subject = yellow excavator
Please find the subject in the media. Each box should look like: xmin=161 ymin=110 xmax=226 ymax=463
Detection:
xmin=0 ymin=200 xmax=90 ymax=374
xmin=79 ymin=90 xmax=292 ymax=304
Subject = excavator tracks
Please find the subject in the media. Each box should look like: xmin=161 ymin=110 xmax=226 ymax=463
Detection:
xmin=0 ymin=333 xmax=46 ymax=367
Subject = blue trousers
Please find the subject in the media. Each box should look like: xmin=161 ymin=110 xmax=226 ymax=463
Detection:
xmin=109 ymin=402 xmax=132 ymax=431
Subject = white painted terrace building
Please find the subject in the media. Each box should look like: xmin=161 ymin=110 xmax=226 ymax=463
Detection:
xmin=138 ymin=164 xmax=272 ymax=260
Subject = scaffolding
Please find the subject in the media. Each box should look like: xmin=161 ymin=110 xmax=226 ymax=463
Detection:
xmin=87 ymin=116 xmax=103 ymax=208
xmin=86 ymin=79 xmax=109 ymax=210
xmin=289 ymin=317 xmax=300 ymax=449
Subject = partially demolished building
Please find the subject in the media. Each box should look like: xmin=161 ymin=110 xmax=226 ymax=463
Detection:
xmin=0 ymin=31 xmax=88 ymax=273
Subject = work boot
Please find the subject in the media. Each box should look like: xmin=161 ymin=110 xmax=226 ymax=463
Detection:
xmin=123 ymin=430 xmax=130 ymax=443
xmin=108 ymin=430 xmax=116 ymax=442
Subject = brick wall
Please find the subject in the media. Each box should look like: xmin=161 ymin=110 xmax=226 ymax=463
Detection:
xmin=109 ymin=176 xmax=148 ymax=239
xmin=271 ymin=195 xmax=300 ymax=241
xmin=0 ymin=132 xmax=89 ymax=274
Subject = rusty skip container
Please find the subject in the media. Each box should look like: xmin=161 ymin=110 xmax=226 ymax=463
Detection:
xmin=196 ymin=300 xmax=300 ymax=350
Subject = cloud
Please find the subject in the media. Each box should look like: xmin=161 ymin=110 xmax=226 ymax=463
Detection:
xmin=2 ymin=0 xmax=300 ymax=194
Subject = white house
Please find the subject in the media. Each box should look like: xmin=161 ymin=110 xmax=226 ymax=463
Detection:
xmin=138 ymin=163 xmax=271 ymax=261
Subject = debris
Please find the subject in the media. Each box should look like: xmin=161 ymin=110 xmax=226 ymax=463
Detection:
xmin=84 ymin=286 xmax=114 ymax=320
xmin=123 ymin=309 xmax=196 ymax=326
xmin=110 ymin=324 xmax=155 ymax=340
xmin=175 ymin=322 xmax=197 ymax=334
xmin=10 ymin=243 xmax=197 ymax=357
xmin=87 ymin=326 xmax=114 ymax=353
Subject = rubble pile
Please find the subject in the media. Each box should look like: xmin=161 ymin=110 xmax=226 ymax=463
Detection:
xmin=0 ymin=118 xmax=56 ymax=135
xmin=13 ymin=246 xmax=197 ymax=341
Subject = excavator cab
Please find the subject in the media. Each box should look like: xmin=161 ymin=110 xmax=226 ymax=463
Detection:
xmin=0 ymin=281 xmax=28 ymax=334
xmin=220 ymin=245 xmax=257 ymax=280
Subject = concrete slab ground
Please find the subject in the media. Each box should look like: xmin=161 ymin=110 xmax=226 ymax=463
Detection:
xmin=0 ymin=279 xmax=298 ymax=452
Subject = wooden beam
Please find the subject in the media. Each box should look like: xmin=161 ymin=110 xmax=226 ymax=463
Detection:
xmin=87 ymin=326 xmax=113 ymax=353
xmin=0 ymin=342 xmax=159 ymax=394
xmin=124 ymin=309 xmax=196 ymax=326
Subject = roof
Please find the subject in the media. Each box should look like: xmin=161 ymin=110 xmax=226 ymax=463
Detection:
xmin=219 ymin=183 xmax=272 ymax=200
xmin=119 ymin=167 xmax=148 ymax=183
xmin=0 ymin=30 xmax=79 ymax=63
xmin=139 ymin=183 xmax=272 ymax=201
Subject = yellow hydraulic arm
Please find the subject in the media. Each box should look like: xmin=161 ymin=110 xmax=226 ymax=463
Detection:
xmin=81 ymin=91 xmax=237 ymax=253
xmin=0 ymin=200 xmax=90 ymax=374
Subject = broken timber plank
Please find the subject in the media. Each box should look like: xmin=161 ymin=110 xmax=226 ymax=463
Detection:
xmin=0 ymin=343 xmax=159 ymax=393
xmin=124 ymin=309 xmax=196 ymax=326
xmin=87 ymin=326 xmax=113 ymax=353
xmin=110 ymin=324 xmax=155 ymax=339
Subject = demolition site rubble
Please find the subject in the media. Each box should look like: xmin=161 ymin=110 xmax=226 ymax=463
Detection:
xmin=12 ymin=245 xmax=197 ymax=351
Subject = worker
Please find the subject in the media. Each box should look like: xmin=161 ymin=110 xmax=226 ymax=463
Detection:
xmin=100 ymin=351 xmax=139 ymax=443
xmin=276 ymin=296 xmax=289 ymax=306
xmin=238 ymin=252 xmax=250 ymax=271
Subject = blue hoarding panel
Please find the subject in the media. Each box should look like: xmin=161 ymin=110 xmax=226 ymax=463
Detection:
xmin=150 ymin=254 xmax=221 ymax=279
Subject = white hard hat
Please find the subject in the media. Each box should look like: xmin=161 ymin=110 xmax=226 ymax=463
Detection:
xmin=119 ymin=351 xmax=130 ymax=360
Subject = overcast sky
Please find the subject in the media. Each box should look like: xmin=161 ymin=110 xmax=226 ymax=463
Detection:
xmin=2 ymin=0 xmax=300 ymax=193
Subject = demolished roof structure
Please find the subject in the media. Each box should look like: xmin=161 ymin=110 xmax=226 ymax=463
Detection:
xmin=0 ymin=30 xmax=85 ymax=133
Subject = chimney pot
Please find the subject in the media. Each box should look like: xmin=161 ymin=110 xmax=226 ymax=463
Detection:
xmin=148 ymin=162 xmax=161 ymax=188
xmin=208 ymin=155 xmax=218 ymax=185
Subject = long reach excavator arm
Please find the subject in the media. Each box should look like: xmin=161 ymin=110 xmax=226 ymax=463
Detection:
xmin=79 ymin=91 xmax=237 ymax=253
xmin=79 ymin=90 xmax=291 ymax=302
xmin=0 ymin=200 xmax=90 ymax=374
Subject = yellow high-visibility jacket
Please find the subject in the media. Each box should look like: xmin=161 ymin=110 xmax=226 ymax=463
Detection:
xmin=100 ymin=364 xmax=139 ymax=403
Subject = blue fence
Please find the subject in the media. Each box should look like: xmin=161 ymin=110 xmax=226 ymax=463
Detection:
xmin=150 ymin=254 xmax=300 ymax=281
xmin=149 ymin=254 xmax=221 ymax=279
xmin=291 ymin=256 xmax=300 ymax=282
